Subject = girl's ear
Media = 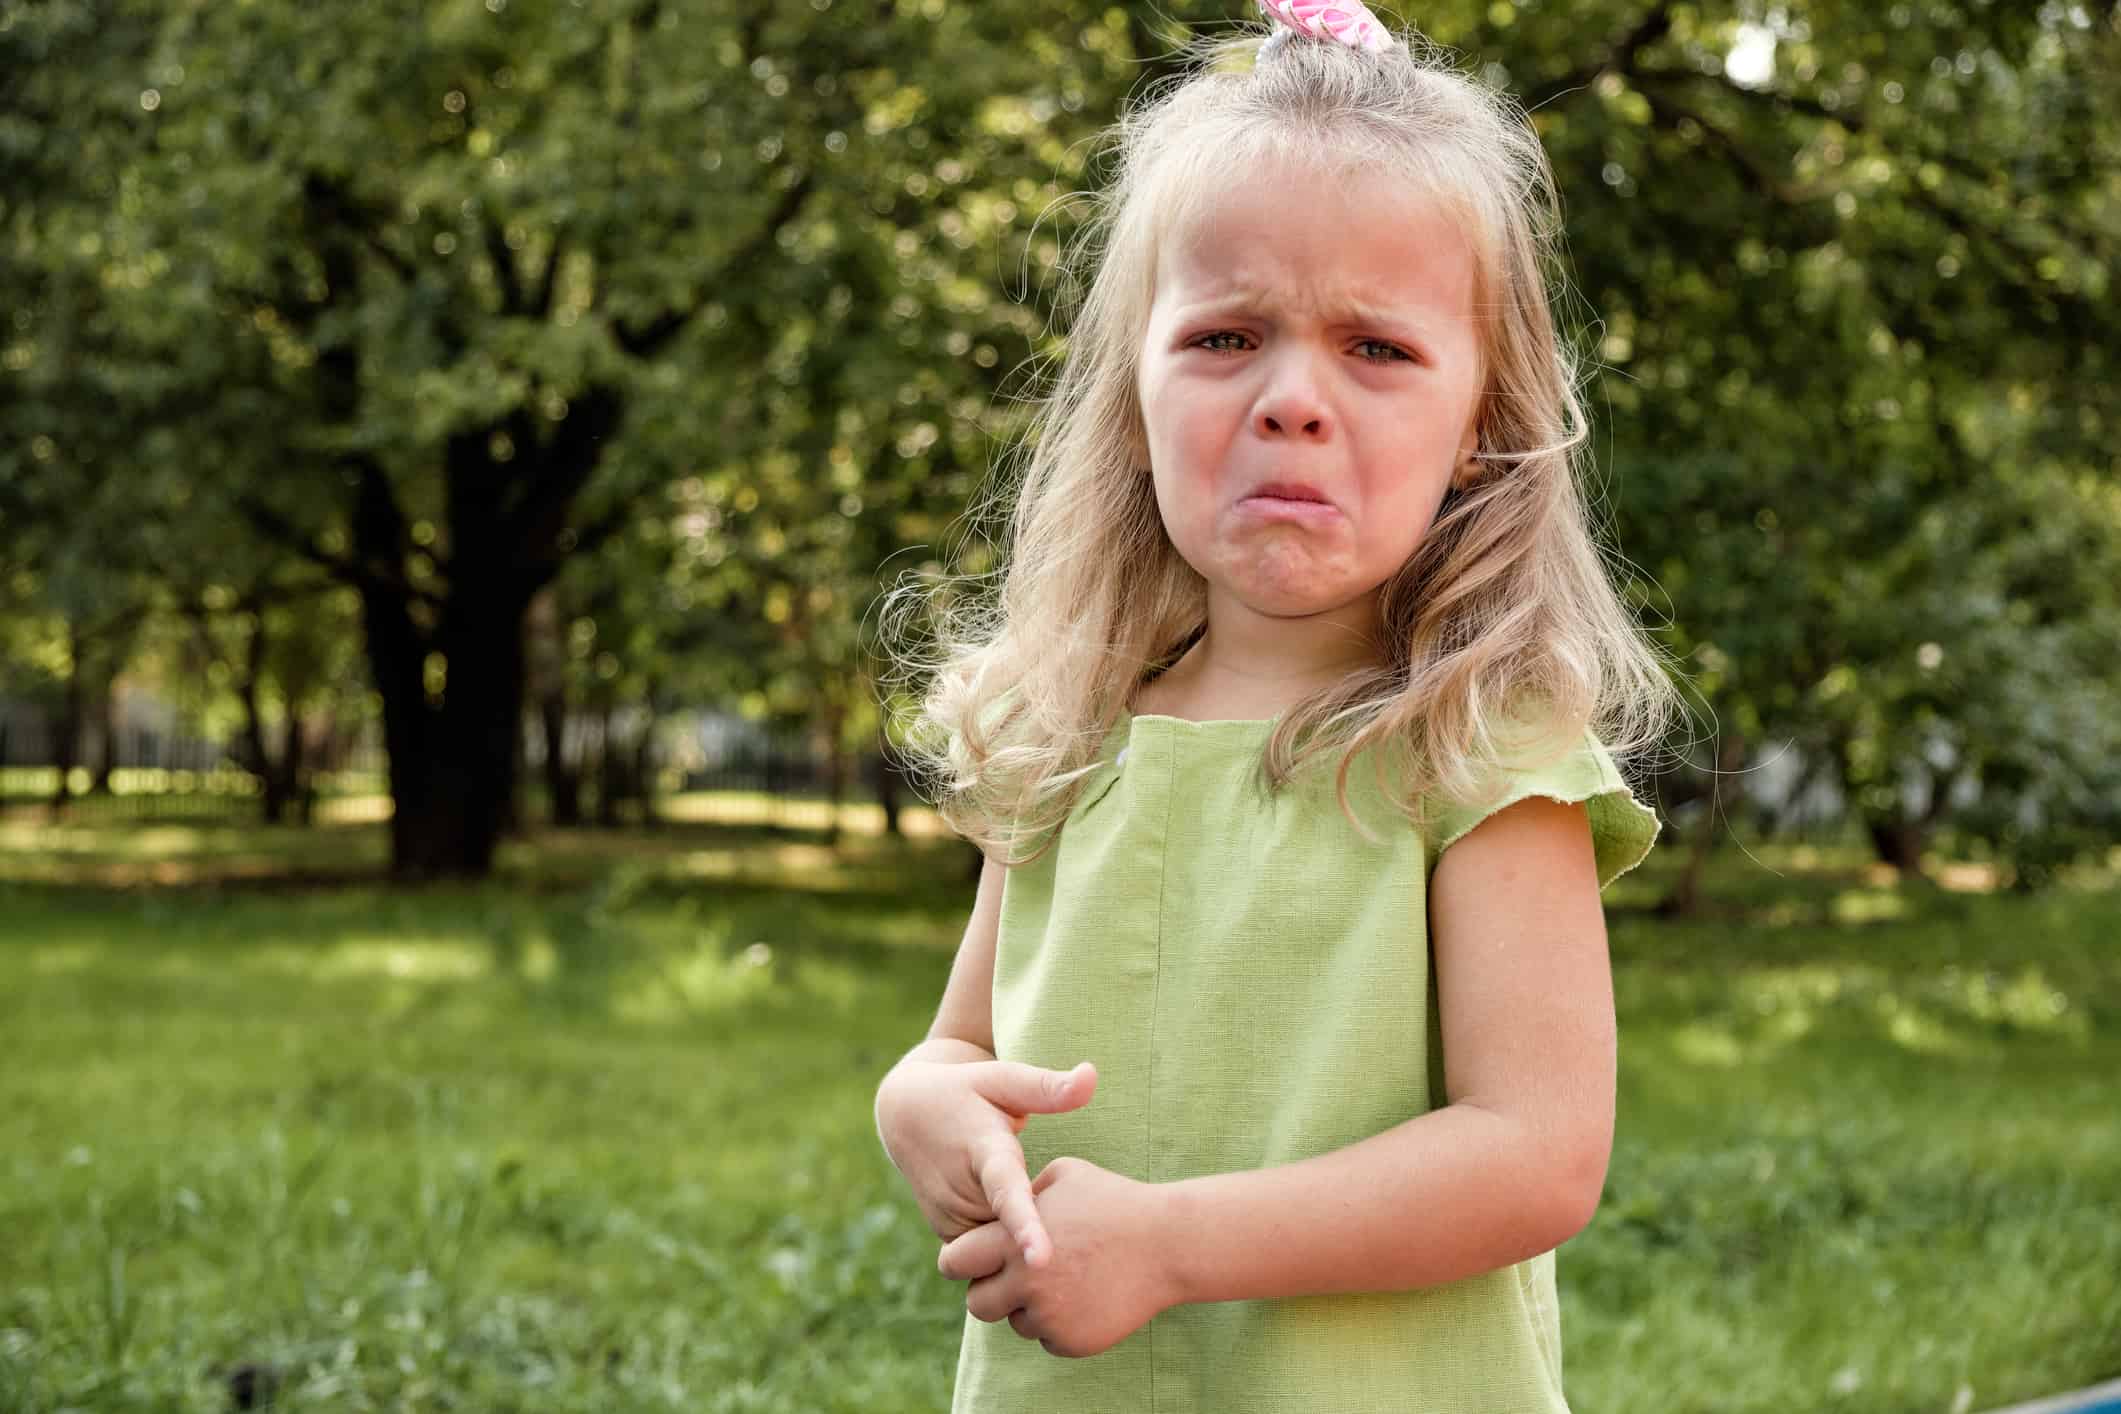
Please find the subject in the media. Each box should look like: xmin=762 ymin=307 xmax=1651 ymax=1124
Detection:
xmin=1452 ymin=437 xmax=1481 ymax=488
xmin=1129 ymin=424 xmax=1153 ymax=474
xmin=1451 ymin=393 xmax=1484 ymax=486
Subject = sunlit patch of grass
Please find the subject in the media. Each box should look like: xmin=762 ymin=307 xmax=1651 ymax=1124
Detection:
xmin=1829 ymin=886 xmax=1908 ymax=923
xmin=309 ymin=938 xmax=494 ymax=983
xmin=657 ymin=791 xmax=950 ymax=839
xmin=28 ymin=942 xmax=104 ymax=974
xmin=1934 ymin=860 xmax=2001 ymax=892
xmin=1669 ymin=1021 xmax=1747 ymax=1067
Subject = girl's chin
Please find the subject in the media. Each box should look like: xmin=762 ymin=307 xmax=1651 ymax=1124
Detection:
xmin=1211 ymin=575 xmax=1372 ymax=621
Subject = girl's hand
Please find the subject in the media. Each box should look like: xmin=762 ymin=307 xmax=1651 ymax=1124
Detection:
xmin=876 ymin=1058 xmax=1098 ymax=1259
xmin=938 ymin=1156 xmax=1180 ymax=1359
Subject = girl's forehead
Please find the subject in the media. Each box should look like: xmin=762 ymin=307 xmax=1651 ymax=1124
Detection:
xmin=1151 ymin=168 xmax=1481 ymax=321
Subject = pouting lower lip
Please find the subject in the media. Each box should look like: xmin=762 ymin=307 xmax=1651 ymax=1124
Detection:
xmin=1238 ymin=495 xmax=1340 ymax=520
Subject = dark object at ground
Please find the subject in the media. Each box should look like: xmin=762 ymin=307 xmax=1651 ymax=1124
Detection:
xmin=220 ymin=1361 xmax=282 ymax=1410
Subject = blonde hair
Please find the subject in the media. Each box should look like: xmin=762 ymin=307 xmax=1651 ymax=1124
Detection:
xmin=879 ymin=21 xmax=1681 ymax=864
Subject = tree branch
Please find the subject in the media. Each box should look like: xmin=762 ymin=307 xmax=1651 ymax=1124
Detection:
xmin=301 ymin=172 xmax=416 ymax=283
xmin=504 ymin=384 xmax=626 ymax=589
xmin=235 ymin=490 xmax=445 ymax=611
xmin=1633 ymin=82 xmax=1822 ymax=204
xmin=532 ymin=228 xmax=568 ymax=319
xmin=1633 ymin=65 xmax=1867 ymax=133
xmin=611 ymin=171 xmax=816 ymax=357
xmin=482 ymin=216 xmax=524 ymax=315
xmin=562 ymin=493 xmax=644 ymax=561
xmin=1520 ymin=1 xmax=1674 ymax=110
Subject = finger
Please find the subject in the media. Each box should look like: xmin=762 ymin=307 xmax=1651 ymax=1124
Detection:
xmin=965 ymin=1272 xmax=1017 ymax=1324
xmin=976 ymin=1142 xmax=1053 ymax=1269
xmin=1030 ymin=1158 xmax=1063 ymax=1196
xmin=1008 ymin=1308 xmax=1040 ymax=1342
xmin=937 ymin=1220 xmax=1015 ymax=1282
xmin=970 ymin=1059 xmax=1097 ymax=1117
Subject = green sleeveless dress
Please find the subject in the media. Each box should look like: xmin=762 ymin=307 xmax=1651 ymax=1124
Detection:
xmin=952 ymin=709 xmax=1659 ymax=1413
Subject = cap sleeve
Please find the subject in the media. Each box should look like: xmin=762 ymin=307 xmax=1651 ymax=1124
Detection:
xmin=1426 ymin=729 xmax=1661 ymax=890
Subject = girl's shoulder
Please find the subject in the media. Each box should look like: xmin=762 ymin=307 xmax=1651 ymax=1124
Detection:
xmin=1422 ymin=726 xmax=1661 ymax=891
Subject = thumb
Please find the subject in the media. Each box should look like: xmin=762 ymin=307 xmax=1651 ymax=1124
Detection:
xmin=977 ymin=1060 xmax=1097 ymax=1117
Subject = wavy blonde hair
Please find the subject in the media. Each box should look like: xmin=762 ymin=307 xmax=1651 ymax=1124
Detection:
xmin=879 ymin=22 xmax=1681 ymax=864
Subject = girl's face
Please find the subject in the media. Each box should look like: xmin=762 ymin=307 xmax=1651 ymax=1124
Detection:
xmin=1136 ymin=163 xmax=1485 ymax=638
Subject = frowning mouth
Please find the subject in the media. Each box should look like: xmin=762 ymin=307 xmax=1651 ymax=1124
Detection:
xmin=1246 ymin=481 xmax=1328 ymax=503
xmin=1236 ymin=485 xmax=1341 ymax=525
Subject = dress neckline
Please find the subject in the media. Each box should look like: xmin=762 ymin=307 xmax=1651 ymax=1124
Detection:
xmin=1124 ymin=709 xmax=1281 ymax=730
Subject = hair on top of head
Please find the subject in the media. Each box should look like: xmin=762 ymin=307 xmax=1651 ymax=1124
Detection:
xmin=876 ymin=15 xmax=1683 ymax=866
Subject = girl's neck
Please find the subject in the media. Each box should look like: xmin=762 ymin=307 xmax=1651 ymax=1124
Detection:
xmin=1136 ymin=606 xmax=1385 ymax=723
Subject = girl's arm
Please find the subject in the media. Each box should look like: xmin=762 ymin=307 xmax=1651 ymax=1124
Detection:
xmin=1152 ymin=795 xmax=1615 ymax=1305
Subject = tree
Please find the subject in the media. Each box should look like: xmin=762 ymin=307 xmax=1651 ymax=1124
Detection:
xmin=0 ymin=0 xmax=1035 ymax=871
xmin=12 ymin=0 xmax=2115 ymax=891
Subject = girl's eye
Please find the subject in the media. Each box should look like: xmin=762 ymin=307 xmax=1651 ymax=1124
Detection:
xmin=1189 ymin=331 xmax=1415 ymax=363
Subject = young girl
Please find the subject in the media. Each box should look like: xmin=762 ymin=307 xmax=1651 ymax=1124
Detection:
xmin=874 ymin=3 xmax=1681 ymax=1408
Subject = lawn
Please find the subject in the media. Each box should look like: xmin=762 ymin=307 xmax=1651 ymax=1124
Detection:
xmin=0 ymin=811 xmax=2115 ymax=1412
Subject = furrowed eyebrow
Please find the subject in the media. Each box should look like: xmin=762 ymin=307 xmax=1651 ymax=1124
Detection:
xmin=1175 ymin=291 xmax=1425 ymax=332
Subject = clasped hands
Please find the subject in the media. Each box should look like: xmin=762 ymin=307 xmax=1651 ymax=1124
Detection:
xmin=938 ymin=1149 xmax=1181 ymax=1359
xmin=880 ymin=1053 xmax=1183 ymax=1359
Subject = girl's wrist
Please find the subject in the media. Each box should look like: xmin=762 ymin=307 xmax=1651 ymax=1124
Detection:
xmin=1146 ymin=1177 xmax=1199 ymax=1310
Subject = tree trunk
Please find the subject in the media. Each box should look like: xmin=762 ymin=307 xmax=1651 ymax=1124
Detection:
xmin=540 ymin=692 xmax=581 ymax=826
xmin=498 ymin=709 xmax=525 ymax=838
xmin=632 ymin=703 xmax=659 ymax=828
xmin=375 ymin=616 xmax=527 ymax=877
xmin=354 ymin=510 xmax=532 ymax=876
xmin=237 ymin=617 xmax=289 ymax=825
xmin=90 ymin=671 xmax=118 ymax=795
xmin=595 ymin=702 xmax=622 ymax=828
xmin=295 ymin=713 xmax=327 ymax=827
xmin=1655 ymin=730 xmax=1745 ymax=918
xmin=46 ymin=627 xmax=84 ymax=819
xmin=821 ymin=699 xmax=849 ymax=847
xmin=1866 ymin=819 xmax=1929 ymax=875
xmin=1835 ymin=734 xmax=1933 ymax=878
xmin=873 ymin=743 xmax=903 ymax=837
xmin=279 ymin=713 xmax=310 ymax=826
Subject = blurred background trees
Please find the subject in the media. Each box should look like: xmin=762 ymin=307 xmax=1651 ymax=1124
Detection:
xmin=3 ymin=0 xmax=2115 ymax=891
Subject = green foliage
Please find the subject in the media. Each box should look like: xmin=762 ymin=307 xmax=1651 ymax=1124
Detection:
xmin=3 ymin=1 xmax=2115 ymax=879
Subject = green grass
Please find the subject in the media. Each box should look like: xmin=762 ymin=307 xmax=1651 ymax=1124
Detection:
xmin=0 ymin=816 xmax=2115 ymax=1412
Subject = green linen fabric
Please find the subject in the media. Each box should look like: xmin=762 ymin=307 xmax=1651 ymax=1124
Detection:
xmin=951 ymin=708 xmax=1659 ymax=1413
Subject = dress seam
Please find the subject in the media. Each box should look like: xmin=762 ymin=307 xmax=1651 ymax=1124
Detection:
xmin=1147 ymin=726 xmax=1172 ymax=1414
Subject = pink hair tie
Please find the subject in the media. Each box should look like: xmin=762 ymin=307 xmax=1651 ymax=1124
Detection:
xmin=1256 ymin=0 xmax=1394 ymax=54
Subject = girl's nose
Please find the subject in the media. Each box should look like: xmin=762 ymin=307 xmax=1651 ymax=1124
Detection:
xmin=1253 ymin=362 xmax=1331 ymax=442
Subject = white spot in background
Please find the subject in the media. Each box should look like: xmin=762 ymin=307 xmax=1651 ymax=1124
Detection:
xmin=764 ymin=1246 xmax=808 ymax=1287
xmin=1726 ymin=23 xmax=1777 ymax=87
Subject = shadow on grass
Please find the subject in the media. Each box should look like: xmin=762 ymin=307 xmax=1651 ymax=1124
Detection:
xmin=0 ymin=811 xmax=983 ymax=895
xmin=3 ymin=814 xmax=2115 ymax=1065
